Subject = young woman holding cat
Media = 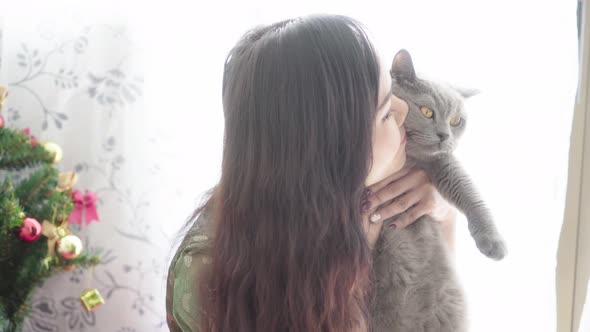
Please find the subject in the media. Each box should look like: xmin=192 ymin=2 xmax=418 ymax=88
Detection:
xmin=167 ymin=14 xmax=458 ymax=332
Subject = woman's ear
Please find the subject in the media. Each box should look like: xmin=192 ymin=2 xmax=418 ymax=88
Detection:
xmin=390 ymin=49 xmax=416 ymax=81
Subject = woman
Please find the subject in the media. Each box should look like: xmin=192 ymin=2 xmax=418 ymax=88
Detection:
xmin=167 ymin=14 xmax=457 ymax=332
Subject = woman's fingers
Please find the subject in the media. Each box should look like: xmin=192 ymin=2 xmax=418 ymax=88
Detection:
xmin=365 ymin=168 xmax=430 ymax=215
xmin=362 ymin=213 xmax=384 ymax=250
xmin=388 ymin=199 xmax=430 ymax=229
xmin=363 ymin=166 xmax=459 ymax=236
xmin=362 ymin=167 xmax=444 ymax=248
xmin=371 ymin=185 xmax=424 ymax=223
xmin=366 ymin=166 xmax=412 ymax=196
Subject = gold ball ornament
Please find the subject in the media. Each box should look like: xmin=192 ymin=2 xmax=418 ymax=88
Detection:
xmin=41 ymin=142 xmax=63 ymax=163
xmin=57 ymin=235 xmax=83 ymax=260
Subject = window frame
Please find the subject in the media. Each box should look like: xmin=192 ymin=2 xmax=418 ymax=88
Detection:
xmin=556 ymin=1 xmax=590 ymax=331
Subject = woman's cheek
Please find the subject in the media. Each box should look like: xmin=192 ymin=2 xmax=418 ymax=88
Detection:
xmin=387 ymin=126 xmax=405 ymax=171
xmin=388 ymin=125 xmax=401 ymax=156
xmin=378 ymin=125 xmax=401 ymax=174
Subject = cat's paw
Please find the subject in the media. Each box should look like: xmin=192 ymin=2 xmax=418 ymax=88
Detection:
xmin=474 ymin=234 xmax=507 ymax=260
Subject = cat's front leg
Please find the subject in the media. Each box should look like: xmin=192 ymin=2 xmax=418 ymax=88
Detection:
xmin=464 ymin=202 xmax=507 ymax=260
xmin=423 ymin=156 xmax=507 ymax=260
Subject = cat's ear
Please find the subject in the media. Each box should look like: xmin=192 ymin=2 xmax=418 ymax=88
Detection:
xmin=456 ymin=87 xmax=480 ymax=99
xmin=390 ymin=49 xmax=416 ymax=81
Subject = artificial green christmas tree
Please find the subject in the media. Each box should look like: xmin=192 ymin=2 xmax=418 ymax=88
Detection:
xmin=0 ymin=86 xmax=101 ymax=332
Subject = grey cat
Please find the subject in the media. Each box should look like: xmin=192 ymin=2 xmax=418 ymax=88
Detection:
xmin=369 ymin=50 xmax=507 ymax=331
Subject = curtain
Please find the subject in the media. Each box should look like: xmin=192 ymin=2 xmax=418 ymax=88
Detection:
xmin=1 ymin=0 xmax=578 ymax=331
xmin=0 ymin=8 xmax=176 ymax=332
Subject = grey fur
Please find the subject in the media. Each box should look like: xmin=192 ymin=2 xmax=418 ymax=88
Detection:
xmin=370 ymin=49 xmax=506 ymax=331
xmin=371 ymin=217 xmax=466 ymax=331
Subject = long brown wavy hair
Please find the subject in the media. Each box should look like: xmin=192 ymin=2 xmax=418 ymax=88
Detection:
xmin=194 ymin=14 xmax=381 ymax=332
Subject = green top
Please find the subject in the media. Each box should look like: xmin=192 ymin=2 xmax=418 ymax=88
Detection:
xmin=166 ymin=210 xmax=215 ymax=332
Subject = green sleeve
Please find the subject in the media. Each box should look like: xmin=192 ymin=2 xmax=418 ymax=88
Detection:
xmin=166 ymin=213 xmax=214 ymax=332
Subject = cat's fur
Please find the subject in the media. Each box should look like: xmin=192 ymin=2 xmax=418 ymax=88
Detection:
xmin=369 ymin=50 xmax=507 ymax=331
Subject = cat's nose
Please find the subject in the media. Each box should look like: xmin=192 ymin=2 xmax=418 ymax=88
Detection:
xmin=437 ymin=133 xmax=449 ymax=141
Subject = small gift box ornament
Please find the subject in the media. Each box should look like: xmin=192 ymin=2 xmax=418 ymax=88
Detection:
xmin=80 ymin=288 xmax=105 ymax=312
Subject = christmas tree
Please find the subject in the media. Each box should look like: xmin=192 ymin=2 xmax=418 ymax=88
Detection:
xmin=0 ymin=86 xmax=102 ymax=332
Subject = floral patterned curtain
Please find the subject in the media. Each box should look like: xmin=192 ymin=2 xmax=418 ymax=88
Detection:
xmin=1 ymin=13 xmax=192 ymax=332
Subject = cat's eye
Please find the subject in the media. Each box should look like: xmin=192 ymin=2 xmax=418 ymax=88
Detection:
xmin=420 ymin=107 xmax=433 ymax=119
xmin=449 ymin=115 xmax=462 ymax=126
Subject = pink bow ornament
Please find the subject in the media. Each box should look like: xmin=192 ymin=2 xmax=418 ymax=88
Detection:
xmin=69 ymin=190 xmax=100 ymax=226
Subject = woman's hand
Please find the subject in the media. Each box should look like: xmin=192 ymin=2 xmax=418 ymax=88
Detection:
xmin=361 ymin=167 xmax=458 ymax=250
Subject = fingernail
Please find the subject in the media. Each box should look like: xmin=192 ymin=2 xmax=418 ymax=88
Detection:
xmin=366 ymin=188 xmax=373 ymax=197
xmin=361 ymin=200 xmax=372 ymax=212
xmin=389 ymin=223 xmax=397 ymax=229
xmin=370 ymin=213 xmax=381 ymax=223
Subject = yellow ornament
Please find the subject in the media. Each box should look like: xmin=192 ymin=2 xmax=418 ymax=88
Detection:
xmin=80 ymin=288 xmax=105 ymax=312
xmin=42 ymin=220 xmax=71 ymax=257
xmin=56 ymin=172 xmax=78 ymax=193
xmin=41 ymin=142 xmax=63 ymax=163
xmin=0 ymin=86 xmax=8 ymax=113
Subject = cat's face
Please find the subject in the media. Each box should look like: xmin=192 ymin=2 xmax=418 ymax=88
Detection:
xmin=389 ymin=50 xmax=477 ymax=160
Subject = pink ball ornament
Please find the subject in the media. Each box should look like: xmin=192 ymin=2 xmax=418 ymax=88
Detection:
xmin=0 ymin=115 xmax=4 ymax=127
xmin=18 ymin=217 xmax=42 ymax=242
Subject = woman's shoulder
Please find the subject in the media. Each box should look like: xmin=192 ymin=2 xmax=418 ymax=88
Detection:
xmin=166 ymin=210 xmax=215 ymax=332
xmin=174 ymin=210 xmax=216 ymax=257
